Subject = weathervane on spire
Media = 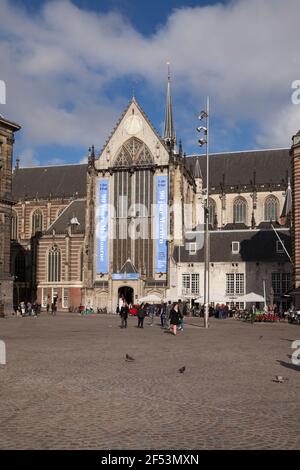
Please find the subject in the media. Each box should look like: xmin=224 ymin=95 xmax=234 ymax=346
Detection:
xmin=167 ymin=61 xmax=171 ymax=80
xmin=132 ymin=79 xmax=136 ymax=100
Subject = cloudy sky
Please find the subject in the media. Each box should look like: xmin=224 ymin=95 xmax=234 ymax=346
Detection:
xmin=0 ymin=0 xmax=300 ymax=167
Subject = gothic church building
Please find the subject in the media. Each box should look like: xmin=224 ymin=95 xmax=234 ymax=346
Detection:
xmin=8 ymin=77 xmax=293 ymax=312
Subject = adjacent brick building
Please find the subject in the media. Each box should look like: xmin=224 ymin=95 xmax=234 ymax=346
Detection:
xmin=0 ymin=115 xmax=20 ymax=315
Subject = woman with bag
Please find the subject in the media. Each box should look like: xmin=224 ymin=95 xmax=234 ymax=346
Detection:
xmin=169 ymin=303 xmax=180 ymax=336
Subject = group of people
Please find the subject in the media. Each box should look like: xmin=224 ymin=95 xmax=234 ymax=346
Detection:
xmin=14 ymin=300 xmax=58 ymax=317
xmin=118 ymin=298 xmax=187 ymax=335
xmin=14 ymin=301 xmax=41 ymax=316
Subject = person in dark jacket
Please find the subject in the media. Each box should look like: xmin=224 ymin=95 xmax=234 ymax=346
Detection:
xmin=120 ymin=302 xmax=129 ymax=328
xmin=169 ymin=303 xmax=180 ymax=336
xmin=137 ymin=303 xmax=146 ymax=328
xmin=159 ymin=301 xmax=166 ymax=328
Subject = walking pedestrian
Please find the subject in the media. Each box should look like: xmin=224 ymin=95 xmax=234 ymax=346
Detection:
xmin=51 ymin=301 xmax=57 ymax=317
xmin=170 ymin=303 xmax=180 ymax=336
xmin=159 ymin=301 xmax=166 ymax=328
xmin=148 ymin=303 xmax=155 ymax=326
xmin=137 ymin=303 xmax=146 ymax=328
xmin=120 ymin=302 xmax=129 ymax=328
xmin=165 ymin=301 xmax=172 ymax=329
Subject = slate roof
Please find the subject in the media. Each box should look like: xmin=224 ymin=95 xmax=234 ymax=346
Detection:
xmin=12 ymin=164 xmax=87 ymax=200
xmin=186 ymin=148 xmax=290 ymax=193
xmin=46 ymin=199 xmax=86 ymax=234
xmin=173 ymin=229 xmax=291 ymax=263
xmin=11 ymin=148 xmax=291 ymax=201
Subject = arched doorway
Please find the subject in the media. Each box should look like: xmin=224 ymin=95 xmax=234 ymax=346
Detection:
xmin=118 ymin=286 xmax=134 ymax=305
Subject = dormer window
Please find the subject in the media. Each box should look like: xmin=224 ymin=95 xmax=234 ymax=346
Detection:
xmin=232 ymin=241 xmax=240 ymax=254
xmin=186 ymin=242 xmax=197 ymax=255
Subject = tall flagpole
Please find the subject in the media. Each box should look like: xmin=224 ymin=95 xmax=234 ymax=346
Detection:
xmin=204 ymin=96 xmax=210 ymax=328
xmin=197 ymin=97 xmax=210 ymax=328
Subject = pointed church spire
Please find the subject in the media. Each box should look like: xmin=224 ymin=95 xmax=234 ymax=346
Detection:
xmin=163 ymin=62 xmax=176 ymax=145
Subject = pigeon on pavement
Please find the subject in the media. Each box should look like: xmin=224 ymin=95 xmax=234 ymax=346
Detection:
xmin=273 ymin=375 xmax=288 ymax=383
xmin=126 ymin=354 xmax=135 ymax=362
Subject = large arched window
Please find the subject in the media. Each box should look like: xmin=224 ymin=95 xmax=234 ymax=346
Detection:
xmin=11 ymin=211 xmax=18 ymax=240
xmin=112 ymin=138 xmax=154 ymax=277
xmin=114 ymin=137 xmax=154 ymax=167
xmin=32 ymin=209 xmax=43 ymax=234
xmin=48 ymin=245 xmax=61 ymax=282
xmin=208 ymin=198 xmax=216 ymax=226
xmin=264 ymin=196 xmax=278 ymax=222
xmin=233 ymin=197 xmax=247 ymax=223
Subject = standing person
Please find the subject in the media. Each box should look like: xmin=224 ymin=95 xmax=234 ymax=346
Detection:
xmin=178 ymin=299 xmax=184 ymax=318
xmin=20 ymin=301 xmax=26 ymax=316
xmin=159 ymin=301 xmax=166 ymax=328
xmin=219 ymin=304 xmax=223 ymax=319
xmin=51 ymin=301 xmax=57 ymax=317
xmin=165 ymin=301 xmax=172 ymax=329
xmin=170 ymin=303 xmax=180 ymax=336
xmin=120 ymin=301 xmax=129 ymax=328
xmin=178 ymin=302 xmax=185 ymax=332
xmin=148 ymin=303 xmax=155 ymax=326
xmin=137 ymin=303 xmax=146 ymax=328
xmin=26 ymin=302 xmax=32 ymax=316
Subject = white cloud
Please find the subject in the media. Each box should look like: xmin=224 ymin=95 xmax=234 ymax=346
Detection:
xmin=1 ymin=0 xmax=300 ymax=162
xmin=18 ymin=148 xmax=39 ymax=168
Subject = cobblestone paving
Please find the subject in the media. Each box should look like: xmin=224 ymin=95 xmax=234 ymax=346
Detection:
xmin=0 ymin=314 xmax=299 ymax=449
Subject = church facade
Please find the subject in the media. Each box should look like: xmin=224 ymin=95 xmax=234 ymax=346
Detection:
xmin=8 ymin=78 xmax=294 ymax=312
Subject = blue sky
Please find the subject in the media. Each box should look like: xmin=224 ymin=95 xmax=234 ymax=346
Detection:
xmin=0 ymin=0 xmax=300 ymax=167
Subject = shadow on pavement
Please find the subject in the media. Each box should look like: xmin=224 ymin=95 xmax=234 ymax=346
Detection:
xmin=276 ymin=360 xmax=300 ymax=371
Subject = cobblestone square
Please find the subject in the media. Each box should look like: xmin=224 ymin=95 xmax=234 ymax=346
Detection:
xmin=0 ymin=314 xmax=299 ymax=450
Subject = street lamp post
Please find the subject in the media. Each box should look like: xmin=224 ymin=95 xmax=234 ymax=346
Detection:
xmin=197 ymin=96 xmax=210 ymax=328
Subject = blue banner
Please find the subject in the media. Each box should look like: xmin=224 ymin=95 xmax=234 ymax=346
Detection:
xmin=155 ymin=175 xmax=168 ymax=273
xmin=112 ymin=273 xmax=140 ymax=280
xmin=97 ymin=179 xmax=109 ymax=273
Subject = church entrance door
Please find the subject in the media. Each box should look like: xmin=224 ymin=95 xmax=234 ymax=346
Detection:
xmin=118 ymin=286 xmax=134 ymax=306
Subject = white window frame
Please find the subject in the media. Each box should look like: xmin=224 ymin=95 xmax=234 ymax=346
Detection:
xmin=226 ymin=273 xmax=245 ymax=296
xmin=226 ymin=273 xmax=235 ymax=295
xmin=232 ymin=241 xmax=240 ymax=254
xmin=42 ymin=288 xmax=47 ymax=308
xmin=52 ymin=287 xmax=58 ymax=303
xmin=229 ymin=301 xmax=245 ymax=310
xmin=191 ymin=273 xmax=200 ymax=295
xmin=186 ymin=242 xmax=197 ymax=255
xmin=62 ymin=288 xmax=69 ymax=309
xmin=182 ymin=273 xmax=191 ymax=295
xmin=235 ymin=273 xmax=245 ymax=295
